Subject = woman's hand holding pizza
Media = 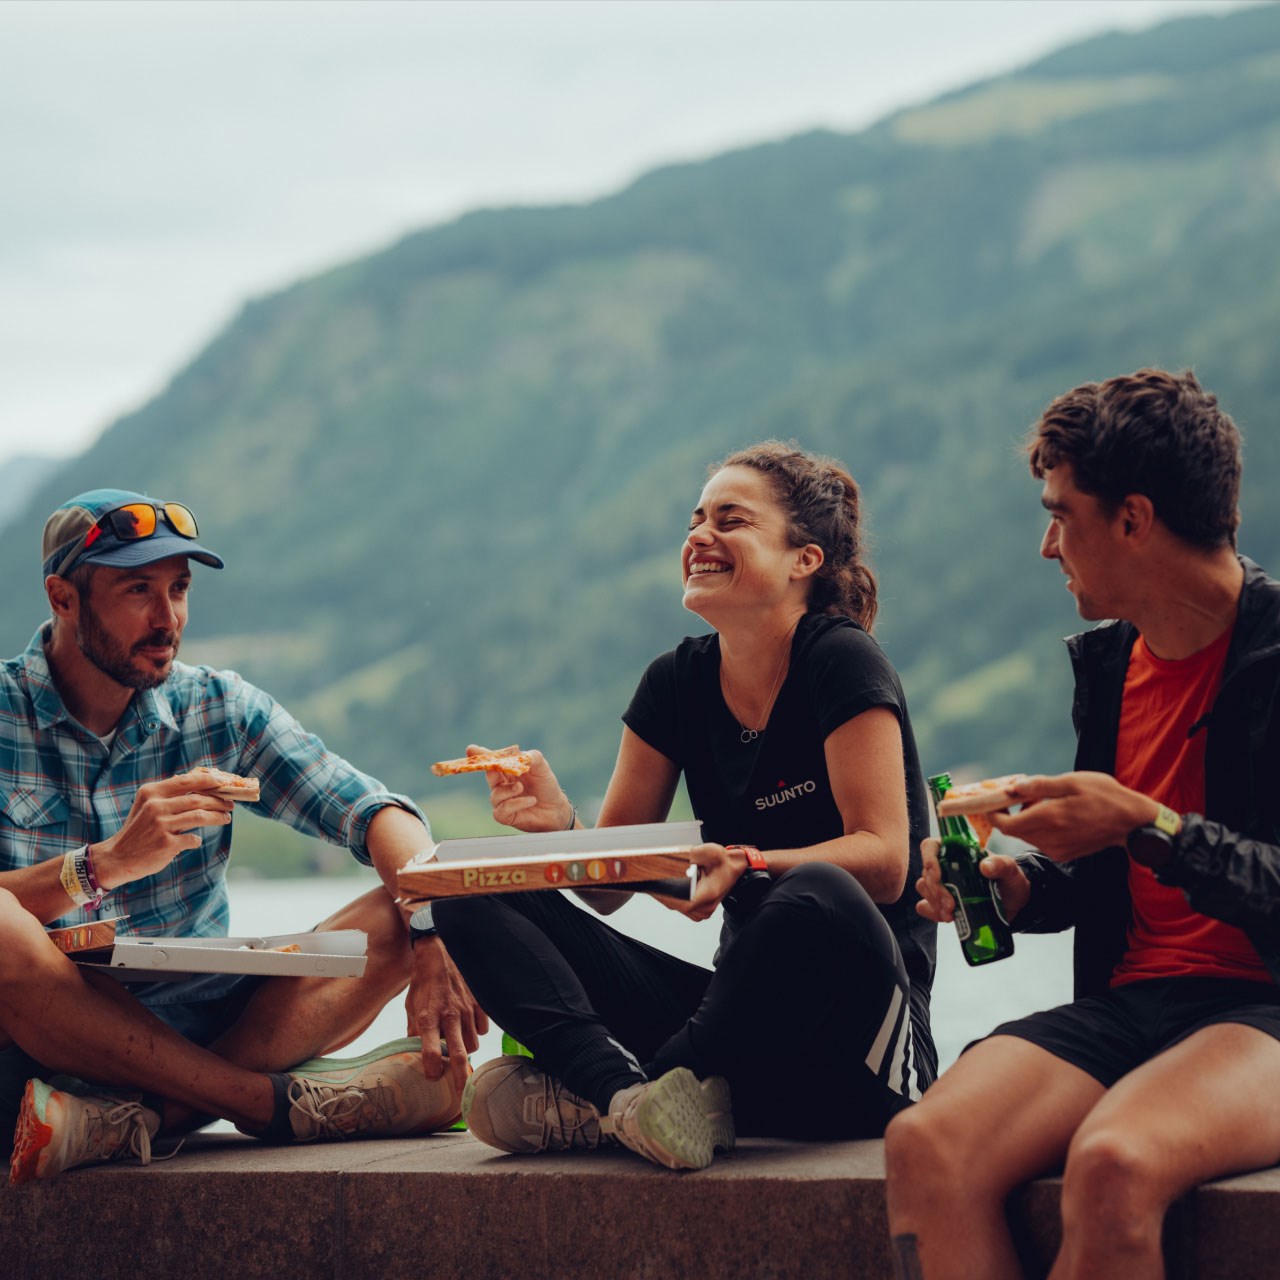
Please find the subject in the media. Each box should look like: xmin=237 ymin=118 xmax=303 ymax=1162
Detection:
xmin=467 ymin=744 xmax=575 ymax=832
xmin=915 ymin=837 xmax=1030 ymax=926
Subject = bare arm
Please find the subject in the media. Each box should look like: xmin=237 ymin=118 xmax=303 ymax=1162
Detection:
xmin=364 ymin=805 xmax=489 ymax=1092
xmin=0 ymin=776 xmax=234 ymax=924
xmin=671 ymin=705 xmax=911 ymax=921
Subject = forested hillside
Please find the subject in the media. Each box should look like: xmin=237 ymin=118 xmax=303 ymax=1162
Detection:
xmin=3 ymin=5 xmax=1278 ymax=866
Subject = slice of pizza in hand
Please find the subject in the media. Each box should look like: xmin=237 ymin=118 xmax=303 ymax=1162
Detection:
xmin=936 ymin=774 xmax=1028 ymax=848
xmin=179 ymin=766 xmax=261 ymax=803
xmin=431 ymin=746 xmax=535 ymax=778
xmin=936 ymin=774 xmax=1029 ymax=816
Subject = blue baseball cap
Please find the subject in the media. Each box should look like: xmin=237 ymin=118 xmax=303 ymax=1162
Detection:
xmin=41 ymin=489 xmax=225 ymax=579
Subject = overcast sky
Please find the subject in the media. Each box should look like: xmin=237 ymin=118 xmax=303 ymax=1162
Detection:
xmin=0 ymin=0 xmax=1257 ymax=470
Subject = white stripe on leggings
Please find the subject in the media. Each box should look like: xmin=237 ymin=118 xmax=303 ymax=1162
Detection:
xmin=865 ymin=983 xmax=904 ymax=1079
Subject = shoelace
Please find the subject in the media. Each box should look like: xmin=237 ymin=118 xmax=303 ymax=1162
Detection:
xmin=535 ymin=1075 xmax=607 ymax=1152
xmin=288 ymin=1078 xmax=397 ymax=1139
xmin=604 ymin=1087 xmax=664 ymax=1164
xmin=85 ymin=1100 xmax=166 ymax=1167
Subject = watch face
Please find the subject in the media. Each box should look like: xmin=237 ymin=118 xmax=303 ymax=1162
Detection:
xmin=1127 ymin=826 xmax=1173 ymax=869
xmin=410 ymin=902 xmax=435 ymax=931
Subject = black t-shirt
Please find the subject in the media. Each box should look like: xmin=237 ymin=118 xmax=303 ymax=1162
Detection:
xmin=622 ymin=612 xmax=936 ymax=999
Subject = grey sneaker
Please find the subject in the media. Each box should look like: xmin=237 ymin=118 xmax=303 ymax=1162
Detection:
xmin=462 ymin=1055 xmax=609 ymax=1153
xmin=603 ymin=1067 xmax=734 ymax=1170
xmin=10 ymin=1077 xmax=161 ymax=1184
xmin=284 ymin=1037 xmax=464 ymax=1140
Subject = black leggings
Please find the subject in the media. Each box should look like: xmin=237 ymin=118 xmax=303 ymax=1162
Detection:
xmin=434 ymin=862 xmax=932 ymax=1138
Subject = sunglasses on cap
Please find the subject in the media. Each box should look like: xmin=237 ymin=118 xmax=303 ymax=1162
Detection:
xmin=52 ymin=501 xmax=201 ymax=578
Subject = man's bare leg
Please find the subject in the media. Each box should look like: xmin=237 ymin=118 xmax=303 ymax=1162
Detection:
xmin=152 ymin=885 xmax=413 ymax=1135
xmin=885 ymin=1036 xmax=1105 ymax=1280
xmin=206 ymin=885 xmax=411 ymax=1069
xmin=1052 ymin=1023 xmax=1280 ymax=1280
xmin=0 ymin=894 xmax=276 ymax=1130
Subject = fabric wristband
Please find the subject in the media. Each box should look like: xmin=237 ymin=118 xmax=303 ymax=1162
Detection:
xmin=60 ymin=847 xmax=105 ymax=909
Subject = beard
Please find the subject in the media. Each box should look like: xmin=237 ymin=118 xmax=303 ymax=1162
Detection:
xmin=77 ymin=601 xmax=179 ymax=691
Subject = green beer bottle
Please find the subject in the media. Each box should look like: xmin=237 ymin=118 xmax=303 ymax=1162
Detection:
xmin=927 ymin=773 xmax=1014 ymax=966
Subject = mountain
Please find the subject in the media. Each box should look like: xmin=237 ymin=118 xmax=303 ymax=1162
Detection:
xmin=0 ymin=455 xmax=61 ymax=534
xmin=2 ymin=4 xmax=1279 ymax=862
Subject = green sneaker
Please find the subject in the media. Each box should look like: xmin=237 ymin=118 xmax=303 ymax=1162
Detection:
xmin=9 ymin=1078 xmax=161 ymax=1185
xmin=283 ymin=1037 xmax=465 ymax=1141
xmin=603 ymin=1067 xmax=734 ymax=1170
xmin=462 ymin=1056 xmax=609 ymax=1154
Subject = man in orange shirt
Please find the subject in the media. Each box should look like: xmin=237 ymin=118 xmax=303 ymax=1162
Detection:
xmin=885 ymin=369 xmax=1280 ymax=1280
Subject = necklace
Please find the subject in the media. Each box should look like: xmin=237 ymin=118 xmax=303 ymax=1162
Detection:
xmin=721 ymin=636 xmax=793 ymax=745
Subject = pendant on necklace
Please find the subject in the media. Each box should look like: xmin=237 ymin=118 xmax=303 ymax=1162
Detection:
xmin=740 ymin=728 xmax=759 ymax=744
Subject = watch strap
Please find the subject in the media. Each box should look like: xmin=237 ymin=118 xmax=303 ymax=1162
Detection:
xmin=408 ymin=901 xmax=437 ymax=946
xmin=726 ymin=844 xmax=767 ymax=871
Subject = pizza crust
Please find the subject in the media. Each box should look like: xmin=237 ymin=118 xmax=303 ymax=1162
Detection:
xmin=179 ymin=765 xmax=262 ymax=803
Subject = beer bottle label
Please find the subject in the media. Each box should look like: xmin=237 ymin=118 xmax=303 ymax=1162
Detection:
xmin=989 ymin=880 xmax=1010 ymax=926
xmin=944 ymin=881 xmax=972 ymax=941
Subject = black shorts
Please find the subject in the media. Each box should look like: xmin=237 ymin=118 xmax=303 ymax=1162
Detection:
xmin=983 ymin=976 xmax=1280 ymax=1088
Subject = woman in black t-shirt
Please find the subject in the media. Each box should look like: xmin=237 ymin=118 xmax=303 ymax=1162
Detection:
xmin=433 ymin=442 xmax=937 ymax=1170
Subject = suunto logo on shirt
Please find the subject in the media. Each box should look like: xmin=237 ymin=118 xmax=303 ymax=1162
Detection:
xmin=755 ymin=779 xmax=817 ymax=810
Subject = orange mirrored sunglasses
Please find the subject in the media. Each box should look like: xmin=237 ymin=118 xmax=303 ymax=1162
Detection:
xmin=54 ymin=501 xmax=200 ymax=578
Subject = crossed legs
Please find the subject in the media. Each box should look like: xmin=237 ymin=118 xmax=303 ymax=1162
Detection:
xmin=0 ymin=884 xmax=412 ymax=1136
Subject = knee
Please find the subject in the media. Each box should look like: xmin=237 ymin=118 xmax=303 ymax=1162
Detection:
xmin=1062 ymin=1125 xmax=1168 ymax=1229
xmin=432 ymin=895 xmax=505 ymax=951
xmin=334 ymin=888 xmax=412 ymax=991
xmin=0 ymin=889 xmax=57 ymax=975
xmin=884 ymin=1103 xmax=961 ymax=1208
xmin=773 ymin=861 xmax=861 ymax=901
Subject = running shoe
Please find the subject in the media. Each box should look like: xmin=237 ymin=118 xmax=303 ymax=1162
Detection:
xmin=462 ymin=1055 xmax=609 ymax=1153
xmin=283 ymin=1036 xmax=465 ymax=1140
xmin=9 ymin=1077 xmax=160 ymax=1185
xmin=603 ymin=1067 xmax=734 ymax=1170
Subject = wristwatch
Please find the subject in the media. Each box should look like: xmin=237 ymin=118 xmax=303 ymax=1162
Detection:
xmin=725 ymin=844 xmax=768 ymax=871
xmin=1126 ymin=804 xmax=1181 ymax=869
xmin=408 ymin=901 xmax=438 ymax=947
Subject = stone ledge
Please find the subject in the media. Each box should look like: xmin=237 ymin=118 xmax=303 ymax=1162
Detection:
xmin=3 ymin=1134 xmax=1278 ymax=1279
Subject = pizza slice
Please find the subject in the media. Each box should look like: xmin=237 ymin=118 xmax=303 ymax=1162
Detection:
xmin=179 ymin=765 xmax=262 ymax=803
xmin=431 ymin=746 xmax=535 ymax=778
xmin=935 ymin=774 xmax=1028 ymax=848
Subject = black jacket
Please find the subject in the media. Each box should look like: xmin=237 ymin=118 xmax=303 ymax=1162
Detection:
xmin=1017 ymin=557 xmax=1280 ymax=998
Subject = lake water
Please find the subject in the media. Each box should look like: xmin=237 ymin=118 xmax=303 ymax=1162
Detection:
xmin=226 ymin=873 xmax=1076 ymax=1074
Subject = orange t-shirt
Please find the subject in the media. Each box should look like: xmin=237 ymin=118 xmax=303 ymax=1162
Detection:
xmin=1111 ymin=624 xmax=1268 ymax=986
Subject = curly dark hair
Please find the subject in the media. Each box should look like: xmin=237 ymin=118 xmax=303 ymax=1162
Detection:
xmin=715 ymin=440 xmax=878 ymax=631
xmin=1025 ymin=369 xmax=1241 ymax=550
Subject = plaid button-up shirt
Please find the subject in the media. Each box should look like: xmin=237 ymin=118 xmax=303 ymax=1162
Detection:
xmin=1 ymin=624 xmax=427 ymax=938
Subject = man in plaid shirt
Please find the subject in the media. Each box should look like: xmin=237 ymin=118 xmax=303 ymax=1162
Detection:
xmin=1 ymin=489 xmax=488 ymax=1182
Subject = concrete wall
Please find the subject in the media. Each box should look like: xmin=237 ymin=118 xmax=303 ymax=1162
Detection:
xmin=3 ymin=1135 xmax=1278 ymax=1279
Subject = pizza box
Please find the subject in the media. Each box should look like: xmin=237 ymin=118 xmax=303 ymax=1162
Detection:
xmin=67 ymin=928 xmax=368 ymax=983
xmin=399 ymin=821 xmax=703 ymax=902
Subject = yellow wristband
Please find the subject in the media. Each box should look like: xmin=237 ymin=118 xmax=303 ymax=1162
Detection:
xmin=1152 ymin=804 xmax=1181 ymax=837
xmin=60 ymin=850 xmax=90 ymax=906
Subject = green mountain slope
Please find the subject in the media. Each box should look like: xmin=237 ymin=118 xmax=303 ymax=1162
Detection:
xmin=3 ymin=5 xmax=1279 ymax=860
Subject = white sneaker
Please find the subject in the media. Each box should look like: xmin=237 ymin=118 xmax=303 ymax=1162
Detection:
xmin=603 ymin=1067 xmax=734 ymax=1170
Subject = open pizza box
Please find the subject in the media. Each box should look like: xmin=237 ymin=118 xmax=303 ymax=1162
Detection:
xmin=47 ymin=917 xmax=367 ymax=983
xmin=399 ymin=820 xmax=704 ymax=903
